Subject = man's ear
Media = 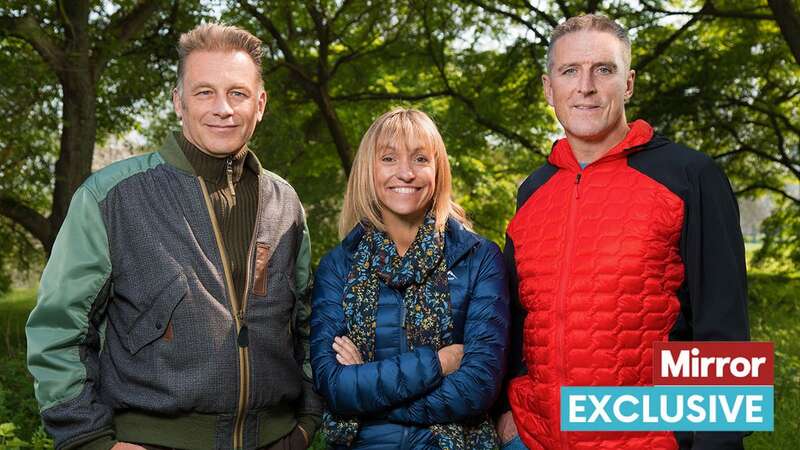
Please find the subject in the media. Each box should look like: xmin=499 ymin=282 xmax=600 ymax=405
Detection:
xmin=542 ymin=74 xmax=554 ymax=107
xmin=256 ymin=89 xmax=268 ymax=122
xmin=624 ymin=69 xmax=635 ymax=103
xmin=172 ymin=87 xmax=182 ymax=119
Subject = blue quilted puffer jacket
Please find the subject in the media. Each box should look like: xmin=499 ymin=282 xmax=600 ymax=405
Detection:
xmin=310 ymin=218 xmax=510 ymax=449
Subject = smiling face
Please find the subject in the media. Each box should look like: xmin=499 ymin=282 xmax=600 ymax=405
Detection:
xmin=173 ymin=50 xmax=266 ymax=156
xmin=373 ymin=136 xmax=436 ymax=230
xmin=543 ymin=30 xmax=635 ymax=155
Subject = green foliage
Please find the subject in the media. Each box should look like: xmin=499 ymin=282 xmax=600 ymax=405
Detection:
xmin=0 ymin=422 xmax=53 ymax=449
xmin=746 ymin=270 xmax=800 ymax=448
xmin=752 ymin=200 xmax=800 ymax=271
xmin=0 ymin=288 xmax=42 ymax=442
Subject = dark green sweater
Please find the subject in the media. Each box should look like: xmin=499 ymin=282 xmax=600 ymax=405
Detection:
xmin=177 ymin=133 xmax=259 ymax=301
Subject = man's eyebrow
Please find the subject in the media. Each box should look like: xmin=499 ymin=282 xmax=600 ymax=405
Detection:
xmin=595 ymin=61 xmax=619 ymax=70
xmin=555 ymin=63 xmax=575 ymax=72
xmin=555 ymin=61 xmax=619 ymax=72
xmin=188 ymin=83 xmax=254 ymax=92
xmin=188 ymin=82 xmax=214 ymax=91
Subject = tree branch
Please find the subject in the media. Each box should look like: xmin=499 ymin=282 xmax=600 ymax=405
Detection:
xmin=768 ymin=0 xmax=800 ymax=65
xmin=734 ymin=184 xmax=800 ymax=205
xmin=332 ymin=90 xmax=451 ymax=102
xmin=92 ymin=0 xmax=165 ymax=77
xmin=0 ymin=196 xmax=51 ymax=247
xmin=467 ymin=0 xmax=549 ymax=43
xmin=641 ymin=0 xmax=773 ymax=20
xmin=329 ymin=18 xmax=409 ymax=78
xmin=0 ymin=14 xmax=66 ymax=76
xmin=634 ymin=11 xmax=703 ymax=72
xmin=240 ymin=0 xmax=299 ymax=66
xmin=240 ymin=0 xmax=318 ymax=89
xmin=420 ymin=2 xmax=545 ymax=155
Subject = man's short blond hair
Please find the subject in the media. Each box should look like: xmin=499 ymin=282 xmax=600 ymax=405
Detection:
xmin=547 ymin=14 xmax=631 ymax=72
xmin=339 ymin=108 xmax=471 ymax=237
xmin=176 ymin=23 xmax=264 ymax=93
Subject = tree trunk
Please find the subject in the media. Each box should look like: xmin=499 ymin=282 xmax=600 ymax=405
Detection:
xmin=49 ymin=78 xmax=97 ymax=253
xmin=768 ymin=0 xmax=800 ymax=65
xmin=47 ymin=0 xmax=95 ymax=254
xmin=314 ymin=87 xmax=353 ymax=175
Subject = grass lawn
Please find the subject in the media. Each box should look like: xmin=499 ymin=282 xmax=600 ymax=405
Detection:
xmin=0 ymin=288 xmax=43 ymax=443
xmin=744 ymin=271 xmax=800 ymax=449
xmin=2 ymin=276 xmax=798 ymax=448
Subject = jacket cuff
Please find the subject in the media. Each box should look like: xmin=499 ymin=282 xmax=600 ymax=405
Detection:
xmin=296 ymin=415 xmax=320 ymax=445
xmin=418 ymin=345 xmax=443 ymax=379
xmin=75 ymin=435 xmax=116 ymax=450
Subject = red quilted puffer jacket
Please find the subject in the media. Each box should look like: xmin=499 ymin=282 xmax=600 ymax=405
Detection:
xmin=503 ymin=120 xmax=749 ymax=450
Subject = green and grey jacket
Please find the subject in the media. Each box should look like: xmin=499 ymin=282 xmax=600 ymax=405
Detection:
xmin=26 ymin=135 xmax=322 ymax=450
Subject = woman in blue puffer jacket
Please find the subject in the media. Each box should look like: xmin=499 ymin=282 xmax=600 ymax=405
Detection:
xmin=310 ymin=108 xmax=509 ymax=449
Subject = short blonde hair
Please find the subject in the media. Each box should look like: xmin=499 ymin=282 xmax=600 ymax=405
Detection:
xmin=177 ymin=23 xmax=263 ymax=93
xmin=339 ymin=108 xmax=471 ymax=237
xmin=547 ymin=14 xmax=631 ymax=71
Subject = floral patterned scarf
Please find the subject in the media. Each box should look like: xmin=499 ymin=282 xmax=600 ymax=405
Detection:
xmin=322 ymin=214 xmax=498 ymax=449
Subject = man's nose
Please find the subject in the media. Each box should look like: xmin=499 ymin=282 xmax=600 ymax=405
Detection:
xmin=578 ymin=72 xmax=596 ymax=95
xmin=212 ymin=94 xmax=234 ymax=116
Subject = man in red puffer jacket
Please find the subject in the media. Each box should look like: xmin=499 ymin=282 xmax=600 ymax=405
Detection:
xmin=495 ymin=14 xmax=750 ymax=450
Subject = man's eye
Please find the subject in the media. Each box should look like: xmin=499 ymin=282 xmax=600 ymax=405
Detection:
xmin=196 ymin=90 xmax=212 ymax=96
xmin=597 ymin=66 xmax=613 ymax=74
xmin=562 ymin=67 xmax=577 ymax=75
xmin=231 ymin=91 xmax=247 ymax=97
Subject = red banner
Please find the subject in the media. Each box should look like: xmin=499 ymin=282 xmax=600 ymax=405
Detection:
xmin=653 ymin=342 xmax=774 ymax=385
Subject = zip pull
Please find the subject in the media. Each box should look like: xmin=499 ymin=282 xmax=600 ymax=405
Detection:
xmin=226 ymin=157 xmax=237 ymax=207
xmin=237 ymin=309 xmax=249 ymax=347
xmin=574 ymin=173 xmax=582 ymax=199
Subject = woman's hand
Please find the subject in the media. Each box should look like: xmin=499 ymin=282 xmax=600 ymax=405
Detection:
xmin=111 ymin=444 xmax=146 ymax=450
xmin=496 ymin=411 xmax=519 ymax=444
xmin=437 ymin=343 xmax=464 ymax=376
xmin=333 ymin=336 xmax=364 ymax=365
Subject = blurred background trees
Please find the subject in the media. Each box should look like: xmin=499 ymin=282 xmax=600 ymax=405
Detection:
xmin=0 ymin=0 xmax=797 ymax=278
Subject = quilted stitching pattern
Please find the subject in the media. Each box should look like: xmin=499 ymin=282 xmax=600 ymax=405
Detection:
xmin=507 ymin=135 xmax=685 ymax=449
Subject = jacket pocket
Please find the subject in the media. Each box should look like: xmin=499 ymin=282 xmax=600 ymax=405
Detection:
xmin=253 ymin=243 xmax=271 ymax=297
xmin=124 ymin=273 xmax=188 ymax=355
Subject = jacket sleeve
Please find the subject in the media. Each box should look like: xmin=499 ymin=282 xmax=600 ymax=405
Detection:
xmin=492 ymin=234 xmax=527 ymax=417
xmin=25 ymin=186 xmax=117 ymax=450
xmin=684 ymin=160 xmax=750 ymax=450
xmin=292 ymin=218 xmax=324 ymax=436
xmin=386 ymin=241 xmax=510 ymax=424
xmin=310 ymin=252 xmax=443 ymax=416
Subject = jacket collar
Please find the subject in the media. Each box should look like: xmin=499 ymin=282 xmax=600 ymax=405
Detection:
xmin=157 ymin=132 xmax=263 ymax=176
xmin=341 ymin=217 xmax=479 ymax=269
xmin=547 ymin=119 xmax=654 ymax=171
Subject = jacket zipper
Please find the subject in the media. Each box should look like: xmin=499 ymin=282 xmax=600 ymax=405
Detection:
xmin=198 ymin=176 xmax=252 ymax=450
xmin=556 ymin=171 xmax=582 ymax=449
xmin=226 ymin=156 xmax=237 ymax=207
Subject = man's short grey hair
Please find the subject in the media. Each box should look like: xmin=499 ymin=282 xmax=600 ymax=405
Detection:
xmin=176 ymin=23 xmax=264 ymax=95
xmin=546 ymin=14 xmax=631 ymax=72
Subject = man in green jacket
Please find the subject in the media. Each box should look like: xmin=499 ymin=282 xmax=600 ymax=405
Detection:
xmin=26 ymin=23 xmax=321 ymax=450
